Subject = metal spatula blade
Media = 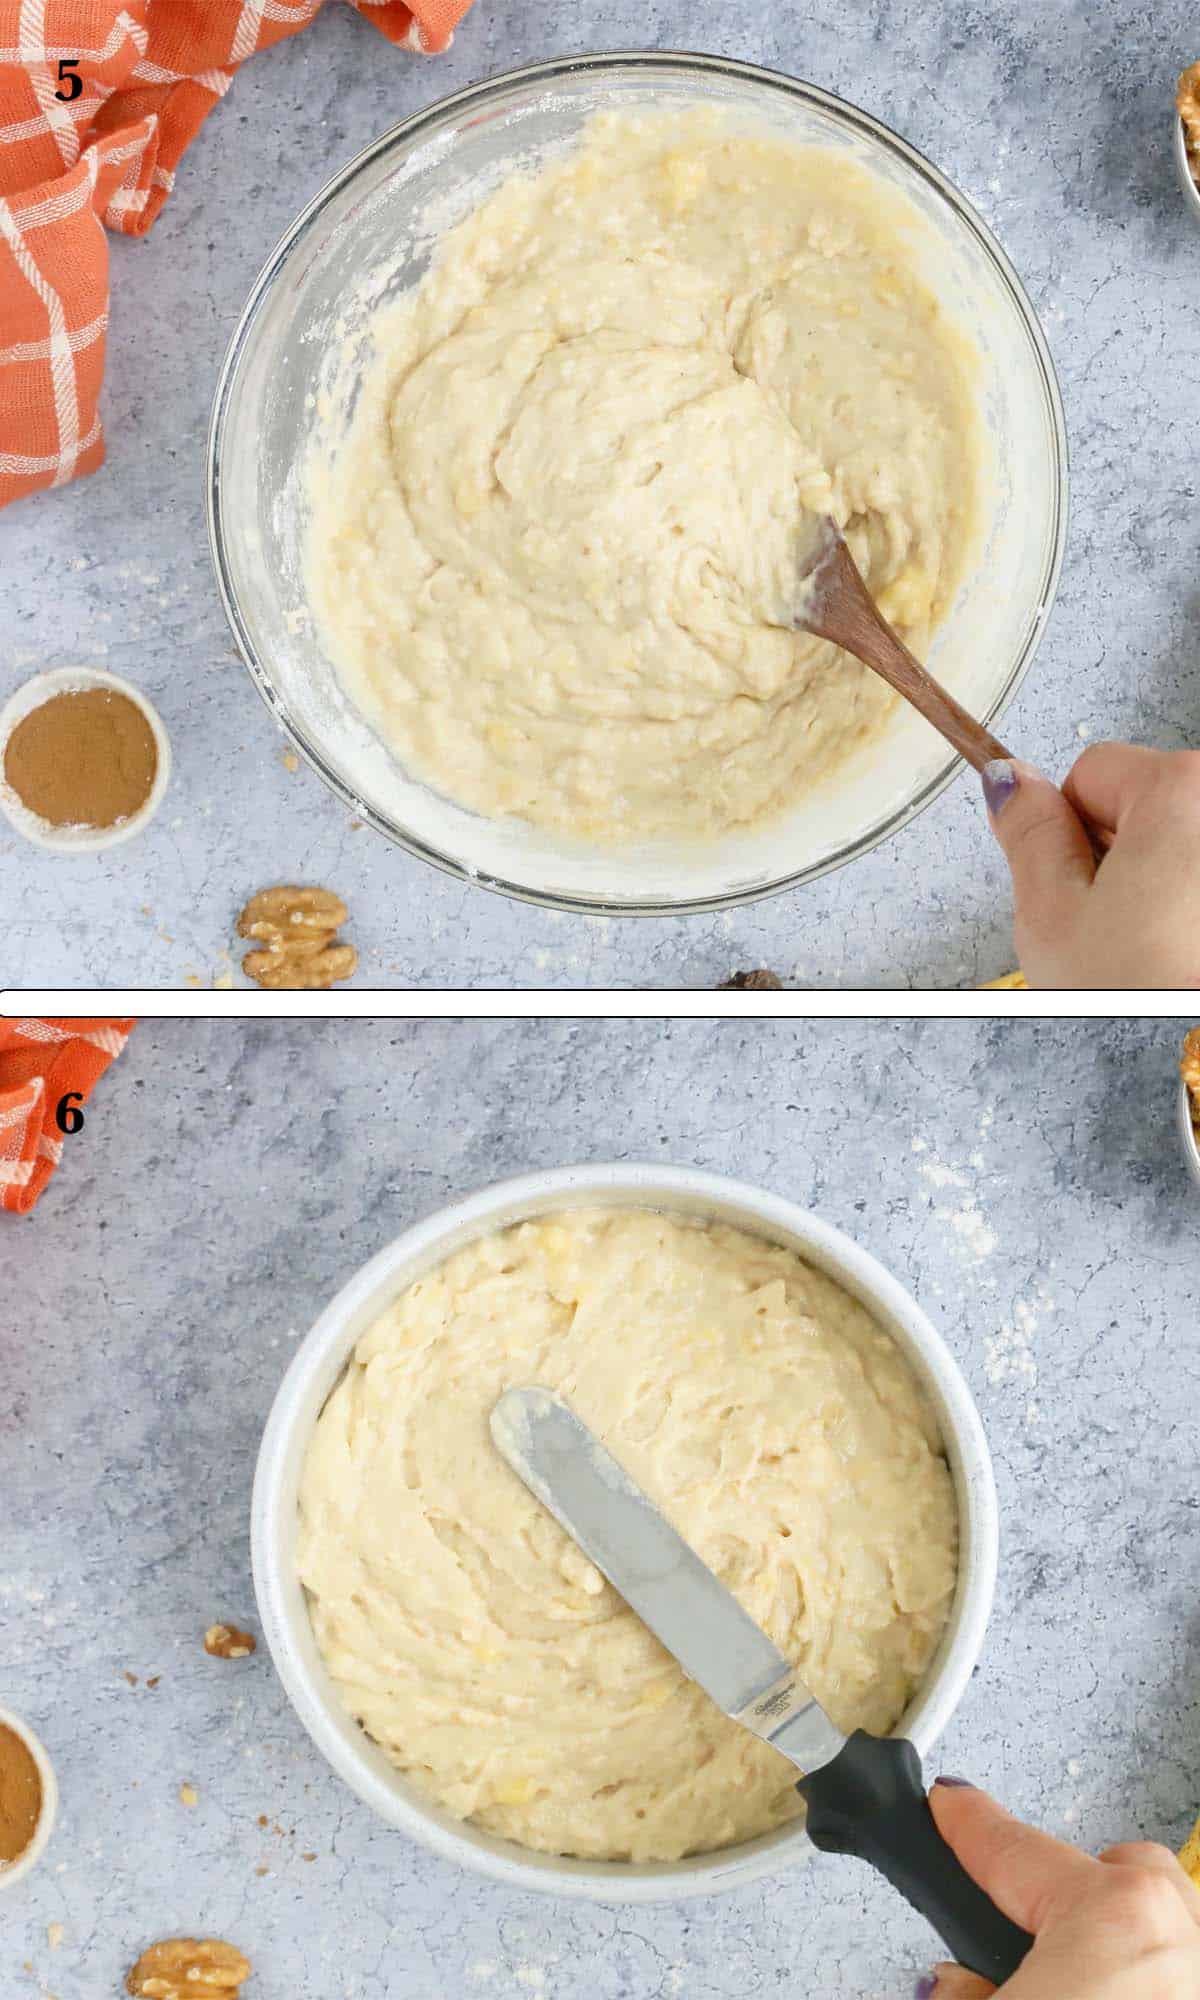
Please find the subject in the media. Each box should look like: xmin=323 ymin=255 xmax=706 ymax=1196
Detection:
xmin=490 ymin=1386 xmax=1032 ymax=1988
xmin=489 ymin=1385 xmax=845 ymax=1773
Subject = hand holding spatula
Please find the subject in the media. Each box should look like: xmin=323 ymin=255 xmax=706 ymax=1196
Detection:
xmin=491 ymin=1387 xmax=1032 ymax=1987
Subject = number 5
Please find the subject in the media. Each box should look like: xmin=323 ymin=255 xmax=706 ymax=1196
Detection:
xmin=54 ymin=58 xmax=81 ymax=102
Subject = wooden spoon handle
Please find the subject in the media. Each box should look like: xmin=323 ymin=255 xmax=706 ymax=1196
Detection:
xmin=853 ymin=629 xmax=1013 ymax=773
xmin=799 ymin=537 xmax=1012 ymax=774
xmin=824 ymin=585 xmax=1113 ymax=857
xmin=797 ymin=529 xmax=1115 ymax=863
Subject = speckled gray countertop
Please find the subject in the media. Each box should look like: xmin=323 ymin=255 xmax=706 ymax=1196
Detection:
xmin=4 ymin=1016 xmax=1199 ymax=1997
xmin=1 ymin=3 xmax=1198 ymax=989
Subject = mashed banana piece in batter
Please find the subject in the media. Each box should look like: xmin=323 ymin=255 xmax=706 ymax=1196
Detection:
xmin=297 ymin=1208 xmax=958 ymax=1863
xmin=307 ymin=112 xmax=982 ymax=846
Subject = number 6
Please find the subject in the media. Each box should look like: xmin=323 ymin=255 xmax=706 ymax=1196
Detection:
xmin=55 ymin=1091 xmax=84 ymax=1135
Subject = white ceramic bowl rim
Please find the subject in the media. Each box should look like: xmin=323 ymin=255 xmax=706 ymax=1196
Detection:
xmin=252 ymin=1163 xmax=998 ymax=1903
xmin=0 ymin=1706 xmax=58 ymax=1890
xmin=1177 ymin=1077 xmax=1200 ymax=1187
xmin=209 ymin=48 xmax=1069 ymax=920
xmin=1175 ymin=113 xmax=1200 ymax=219
xmin=0 ymin=667 xmax=171 ymax=855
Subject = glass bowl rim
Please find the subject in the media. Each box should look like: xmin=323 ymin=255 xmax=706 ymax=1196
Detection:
xmin=206 ymin=47 xmax=1070 ymax=920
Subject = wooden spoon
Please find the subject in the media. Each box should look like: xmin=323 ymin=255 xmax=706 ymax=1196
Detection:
xmin=794 ymin=517 xmax=1010 ymax=772
xmin=793 ymin=517 xmax=1113 ymax=855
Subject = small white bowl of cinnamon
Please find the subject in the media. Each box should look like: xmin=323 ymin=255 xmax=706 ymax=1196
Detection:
xmin=1176 ymin=64 xmax=1200 ymax=222
xmin=0 ymin=666 xmax=171 ymax=855
xmin=0 ymin=1707 xmax=57 ymax=1890
xmin=1179 ymin=1030 xmax=1200 ymax=1189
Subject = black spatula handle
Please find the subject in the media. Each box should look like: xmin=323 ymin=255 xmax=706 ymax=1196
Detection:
xmin=799 ymin=1734 xmax=1033 ymax=1986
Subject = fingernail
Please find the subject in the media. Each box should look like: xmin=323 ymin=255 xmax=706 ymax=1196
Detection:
xmin=933 ymin=1775 xmax=975 ymax=1789
xmin=914 ymin=1978 xmax=939 ymax=1999
xmin=981 ymin=758 xmax=1018 ymax=816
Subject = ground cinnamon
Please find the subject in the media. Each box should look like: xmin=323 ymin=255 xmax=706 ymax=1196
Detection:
xmin=3 ymin=687 xmax=157 ymax=829
xmin=0 ymin=1723 xmax=42 ymax=1865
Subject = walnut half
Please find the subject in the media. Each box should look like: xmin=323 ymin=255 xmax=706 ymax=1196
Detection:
xmin=126 ymin=1938 xmax=251 ymax=1998
xmin=718 ymin=969 xmax=783 ymax=990
xmin=237 ymin=884 xmax=347 ymax=943
xmin=204 ymin=1623 xmax=256 ymax=1660
xmin=236 ymin=884 xmax=357 ymax=991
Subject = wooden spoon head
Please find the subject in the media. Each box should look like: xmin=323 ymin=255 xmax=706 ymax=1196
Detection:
xmin=792 ymin=516 xmax=874 ymax=651
xmin=793 ymin=513 xmax=845 ymax=589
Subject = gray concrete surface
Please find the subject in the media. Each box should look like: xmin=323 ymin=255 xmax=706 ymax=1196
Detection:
xmin=3 ymin=1016 xmax=1199 ymax=1997
xmin=2 ymin=3 xmax=1199 ymax=989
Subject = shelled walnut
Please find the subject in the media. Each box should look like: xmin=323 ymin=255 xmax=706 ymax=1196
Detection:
xmin=718 ymin=969 xmax=783 ymax=990
xmin=236 ymin=884 xmax=357 ymax=990
xmin=204 ymin=1623 xmax=256 ymax=1660
xmin=126 ymin=1938 xmax=251 ymax=1998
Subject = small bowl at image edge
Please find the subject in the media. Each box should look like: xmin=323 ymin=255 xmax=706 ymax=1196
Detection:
xmin=1178 ymin=1078 xmax=1200 ymax=1188
xmin=1175 ymin=114 xmax=1200 ymax=222
xmin=0 ymin=1707 xmax=58 ymax=1890
xmin=251 ymin=1163 xmax=1000 ymax=1902
xmin=208 ymin=51 xmax=1068 ymax=919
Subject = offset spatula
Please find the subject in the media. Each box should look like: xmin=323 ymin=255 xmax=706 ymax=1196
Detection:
xmin=491 ymin=1387 xmax=1031 ymax=1987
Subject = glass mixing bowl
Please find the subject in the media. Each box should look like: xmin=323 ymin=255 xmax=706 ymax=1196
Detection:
xmin=207 ymin=51 xmax=1068 ymax=917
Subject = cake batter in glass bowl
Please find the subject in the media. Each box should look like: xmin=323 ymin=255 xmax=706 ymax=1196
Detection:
xmin=209 ymin=53 xmax=1067 ymax=916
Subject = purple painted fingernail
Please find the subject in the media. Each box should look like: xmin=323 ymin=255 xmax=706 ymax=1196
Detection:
xmin=915 ymin=1977 xmax=939 ymax=1999
xmin=934 ymin=1775 xmax=974 ymax=1788
xmin=981 ymin=758 xmax=1018 ymax=816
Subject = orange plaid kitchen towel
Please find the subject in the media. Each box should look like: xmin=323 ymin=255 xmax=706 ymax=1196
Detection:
xmin=0 ymin=0 xmax=471 ymax=510
xmin=0 ymin=1016 xmax=133 ymax=1213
